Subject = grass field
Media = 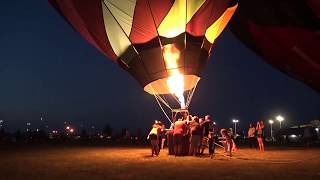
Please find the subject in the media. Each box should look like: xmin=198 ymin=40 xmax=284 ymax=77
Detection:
xmin=0 ymin=145 xmax=319 ymax=180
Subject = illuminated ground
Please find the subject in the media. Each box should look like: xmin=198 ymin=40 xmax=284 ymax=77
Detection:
xmin=0 ymin=146 xmax=319 ymax=180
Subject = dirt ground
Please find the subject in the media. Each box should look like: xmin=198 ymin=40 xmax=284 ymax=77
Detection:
xmin=0 ymin=145 xmax=319 ymax=180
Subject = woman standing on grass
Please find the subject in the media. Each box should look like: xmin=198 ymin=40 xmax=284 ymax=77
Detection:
xmin=147 ymin=121 xmax=161 ymax=156
xmin=256 ymin=121 xmax=265 ymax=152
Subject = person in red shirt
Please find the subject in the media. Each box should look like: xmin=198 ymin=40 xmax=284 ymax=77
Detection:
xmin=173 ymin=118 xmax=187 ymax=156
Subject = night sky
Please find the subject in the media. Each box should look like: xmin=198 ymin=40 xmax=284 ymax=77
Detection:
xmin=0 ymin=1 xmax=319 ymax=133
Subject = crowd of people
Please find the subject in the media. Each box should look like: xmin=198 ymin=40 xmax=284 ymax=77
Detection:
xmin=147 ymin=113 xmax=247 ymax=158
xmin=147 ymin=112 xmax=268 ymax=158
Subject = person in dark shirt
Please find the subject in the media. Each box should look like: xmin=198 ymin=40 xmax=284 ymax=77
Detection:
xmin=200 ymin=115 xmax=214 ymax=155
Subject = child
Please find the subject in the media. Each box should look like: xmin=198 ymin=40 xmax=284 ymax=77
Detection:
xmin=219 ymin=129 xmax=232 ymax=157
xmin=228 ymin=128 xmax=239 ymax=152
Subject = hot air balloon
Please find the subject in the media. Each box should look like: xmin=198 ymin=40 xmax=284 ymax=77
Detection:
xmin=49 ymin=0 xmax=238 ymax=121
xmin=229 ymin=0 xmax=320 ymax=92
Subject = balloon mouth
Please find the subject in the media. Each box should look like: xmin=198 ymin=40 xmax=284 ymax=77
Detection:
xmin=143 ymin=75 xmax=200 ymax=95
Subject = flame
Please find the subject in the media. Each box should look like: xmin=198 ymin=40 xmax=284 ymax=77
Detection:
xmin=163 ymin=44 xmax=185 ymax=109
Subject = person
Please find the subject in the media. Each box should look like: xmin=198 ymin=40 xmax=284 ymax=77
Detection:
xmin=208 ymin=124 xmax=216 ymax=158
xmin=188 ymin=116 xmax=201 ymax=156
xmin=219 ymin=128 xmax=232 ymax=156
xmin=247 ymin=123 xmax=256 ymax=149
xmin=147 ymin=121 xmax=161 ymax=156
xmin=256 ymin=121 xmax=265 ymax=152
xmin=159 ymin=124 xmax=166 ymax=150
xmin=181 ymin=115 xmax=191 ymax=156
xmin=207 ymin=116 xmax=217 ymax=158
xmin=166 ymin=127 xmax=175 ymax=155
xmin=228 ymin=128 xmax=238 ymax=152
xmin=200 ymin=115 xmax=214 ymax=155
xmin=173 ymin=118 xmax=187 ymax=156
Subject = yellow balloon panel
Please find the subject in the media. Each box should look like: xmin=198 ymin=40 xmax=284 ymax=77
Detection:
xmin=158 ymin=0 xmax=206 ymax=38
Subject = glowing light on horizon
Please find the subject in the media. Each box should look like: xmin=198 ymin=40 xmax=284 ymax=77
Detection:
xmin=163 ymin=44 xmax=185 ymax=109
xmin=276 ymin=115 xmax=284 ymax=122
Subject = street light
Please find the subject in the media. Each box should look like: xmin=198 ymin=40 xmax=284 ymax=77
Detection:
xmin=269 ymin=119 xmax=274 ymax=138
xmin=232 ymin=119 xmax=239 ymax=135
xmin=26 ymin=122 xmax=31 ymax=131
xmin=276 ymin=115 xmax=284 ymax=129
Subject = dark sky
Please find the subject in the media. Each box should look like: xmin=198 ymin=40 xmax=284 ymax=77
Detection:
xmin=0 ymin=1 xmax=319 ymax=133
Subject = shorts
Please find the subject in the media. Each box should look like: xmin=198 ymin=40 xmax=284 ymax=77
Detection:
xmin=149 ymin=134 xmax=158 ymax=140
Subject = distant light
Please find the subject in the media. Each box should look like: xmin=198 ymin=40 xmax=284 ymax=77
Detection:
xmin=66 ymin=126 xmax=70 ymax=130
xmin=70 ymin=128 xmax=74 ymax=133
xmin=27 ymin=122 xmax=31 ymax=126
xmin=269 ymin=120 xmax=274 ymax=124
xmin=289 ymin=134 xmax=297 ymax=138
xmin=232 ymin=119 xmax=239 ymax=123
xmin=0 ymin=120 xmax=3 ymax=123
xmin=213 ymin=122 xmax=216 ymax=125
xmin=36 ymin=129 xmax=39 ymax=132
xmin=315 ymin=128 xmax=319 ymax=132
xmin=276 ymin=115 xmax=284 ymax=122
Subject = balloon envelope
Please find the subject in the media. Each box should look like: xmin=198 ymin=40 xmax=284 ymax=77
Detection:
xmin=229 ymin=0 xmax=320 ymax=92
xmin=49 ymin=0 xmax=238 ymax=95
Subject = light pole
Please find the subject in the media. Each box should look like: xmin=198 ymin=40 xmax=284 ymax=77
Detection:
xmin=276 ymin=115 xmax=284 ymax=129
xmin=26 ymin=122 xmax=31 ymax=131
xmin=269 ymin=119 xmax=274 ymax=138
xmin=232 ymin=119 xmax=239 ymax=135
